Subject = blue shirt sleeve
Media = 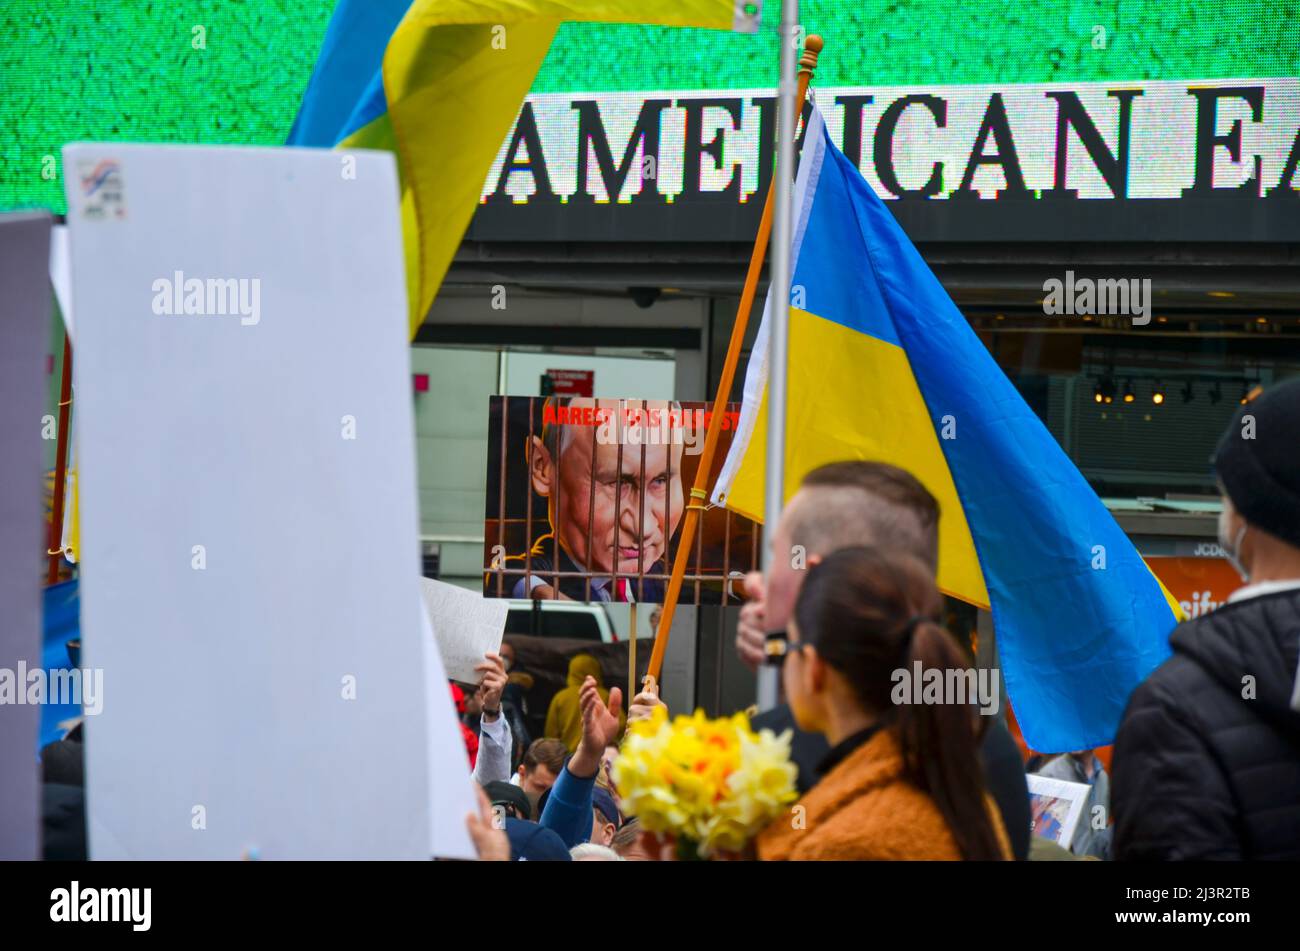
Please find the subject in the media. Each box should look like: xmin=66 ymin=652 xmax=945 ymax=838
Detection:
xmin=539 ymin=759 xmax=595 ymax=849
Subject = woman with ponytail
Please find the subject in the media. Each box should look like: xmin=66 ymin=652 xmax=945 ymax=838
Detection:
xmin=757 ymin=546 xmax=1011 ymax=861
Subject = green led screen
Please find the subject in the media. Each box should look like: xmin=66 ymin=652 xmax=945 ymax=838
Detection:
xmin=2 ymin=2 xmax=1297 ymax=239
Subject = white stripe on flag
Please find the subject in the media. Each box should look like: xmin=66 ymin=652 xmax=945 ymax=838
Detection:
xmin=712 ymin=103 xmax=828 ymax=510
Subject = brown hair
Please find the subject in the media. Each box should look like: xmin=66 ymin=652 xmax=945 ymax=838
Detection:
xmin=793 ymin=546 xmax=1003 ymax=861
xmin=796 ymin=461 xmax=940 ymax=570
xmin=523 ymin=738 xmax=567 ymax=775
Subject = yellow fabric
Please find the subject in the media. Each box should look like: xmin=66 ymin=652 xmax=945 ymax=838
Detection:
xmin=44 ymin=458 xmax=78 ymax=568
xmin=1151 ymin=569 xmax=1189 ymax=622
xmin=62 ymin=461 xmax=78 ymax=564
xmin=377 ymin=0 xmax=745 ymax=337
xmin=545 ymin=653 xmax=625 ymax=752
xmin=722 ymin=308 xmax=991 ymax=609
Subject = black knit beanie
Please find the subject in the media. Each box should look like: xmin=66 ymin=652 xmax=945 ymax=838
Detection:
xmin=1212 ymin=377 xmax=1300 ymax=550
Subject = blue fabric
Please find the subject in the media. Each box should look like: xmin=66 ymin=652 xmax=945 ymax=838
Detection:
xmin=39 ymin=579 xmax=82 ymax=752
xmin=806 ymin=117 xmax=1179 ymax=751
xmin=287 ymin=0 xmax=412 ymax=146
xmin=336 ymin=71 xmax=391 ymax=144
xmin=792 ymin=143 xmax=899 ymax=347
xmin=539 ymin=760 xmax=595 ymax=849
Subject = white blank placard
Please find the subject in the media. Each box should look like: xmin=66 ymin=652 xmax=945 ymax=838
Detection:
xmin=66 ymin=143 xmax=473 ymax=859
xmin=0 ymin=212 xmax=51 ymax=861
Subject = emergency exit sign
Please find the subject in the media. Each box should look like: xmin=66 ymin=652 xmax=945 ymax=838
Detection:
xmin=543 ymin=369 xmax=594 ymax=397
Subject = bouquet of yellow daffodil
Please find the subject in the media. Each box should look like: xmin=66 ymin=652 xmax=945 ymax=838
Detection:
xmin=612 ymin=706 xmax=798 ymax=859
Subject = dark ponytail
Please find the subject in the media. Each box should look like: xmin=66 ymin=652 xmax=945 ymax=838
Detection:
xmin=895 ymin=619 xmax=1004 ymax=861
xmin=794 ymin=546 xmax=1005 ymax=861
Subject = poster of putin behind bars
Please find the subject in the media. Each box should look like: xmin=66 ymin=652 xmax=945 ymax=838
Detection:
xmin=483 ymin=396 xmax=760 ymax=604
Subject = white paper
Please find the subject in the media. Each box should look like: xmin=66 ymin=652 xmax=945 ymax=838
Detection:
xmin=1026 ymin=773 xmax=1091 ymax=848
xmin=66 ymin=142 xmax=453 ymax=859
xmin=420 ymin=577 xmax=509 ymax=684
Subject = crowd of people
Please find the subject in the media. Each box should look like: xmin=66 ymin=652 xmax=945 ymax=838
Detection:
xmin=460 ymin=379 xmax=1300 ymax=861
xmin=31 ymin=381 xmax=1299 ymax=861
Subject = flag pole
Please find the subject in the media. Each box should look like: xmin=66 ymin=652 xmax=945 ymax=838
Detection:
xmin=46 ymin=332 xmax=73 ymax=584
xmin=644 ymin=27 xmax=822 ymax=686
xmin=756 ymin=0 xmax=802 ymax=713
xmin=628 ymin=604 xmax=638 ymax=704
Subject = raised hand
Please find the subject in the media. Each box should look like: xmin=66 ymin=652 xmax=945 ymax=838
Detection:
xmin=568 ymin=675 xmax=623 ymax=779
xmin=735 ymin=571 xmax=767 ymax=672
xmin=580 ymin=675 xmax=623 ymax=752
xmin=473 ymin=651 xmax=508 ymax=719
xmin=628 ymin=674 xmax=666 ymax=724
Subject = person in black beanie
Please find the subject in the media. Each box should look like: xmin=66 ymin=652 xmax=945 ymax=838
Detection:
xmin=1112 ymin=377 xmax=1300 ymax=860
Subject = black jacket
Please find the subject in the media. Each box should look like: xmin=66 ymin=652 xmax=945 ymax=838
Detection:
xmin=1112 ymin=588 xmax=1300 ymax=860
xmin=750 ymin=705 xmax=1032 ymax=861
xmin=42 ymin=784 xmax=87 ymax=861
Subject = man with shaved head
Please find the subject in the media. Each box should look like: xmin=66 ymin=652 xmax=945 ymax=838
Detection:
xmin=746 ymin=461 xmax=943 ymax=659
xmin=737 ymin=460 xmax=1032 ymax=860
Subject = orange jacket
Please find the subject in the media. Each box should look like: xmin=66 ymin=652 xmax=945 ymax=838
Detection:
xmin=758 ymin=728 xmax=1012 ymax=861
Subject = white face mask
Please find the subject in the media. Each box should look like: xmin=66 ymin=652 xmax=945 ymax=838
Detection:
xmin=1218 ymin=513 xmax=1250 ymax=583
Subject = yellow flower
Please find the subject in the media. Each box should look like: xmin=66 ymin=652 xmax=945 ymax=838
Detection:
xmin=612 ymin=709 xmax=798 ymax=857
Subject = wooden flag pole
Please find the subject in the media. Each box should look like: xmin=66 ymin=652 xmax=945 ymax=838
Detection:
xmin=628 ymin=605 xmax=638 ymax=705
xmin=46 ymin=333 xmax=73 ymax=584
xmin=644 ymin=34 xmax=823 ymax=685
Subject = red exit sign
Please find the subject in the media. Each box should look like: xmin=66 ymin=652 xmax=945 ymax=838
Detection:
xmin=545 ymin=369 xmax=594 ymax=397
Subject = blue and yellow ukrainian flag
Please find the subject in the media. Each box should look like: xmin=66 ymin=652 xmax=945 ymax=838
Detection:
xmin=714 ymin=105 xmax=1181 ymax=752
xmin=289 ymin=0 xmax=760 ymax=337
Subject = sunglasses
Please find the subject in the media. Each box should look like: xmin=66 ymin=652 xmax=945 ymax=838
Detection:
xmin=763 ymin=631 xmax=805 ymax=667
